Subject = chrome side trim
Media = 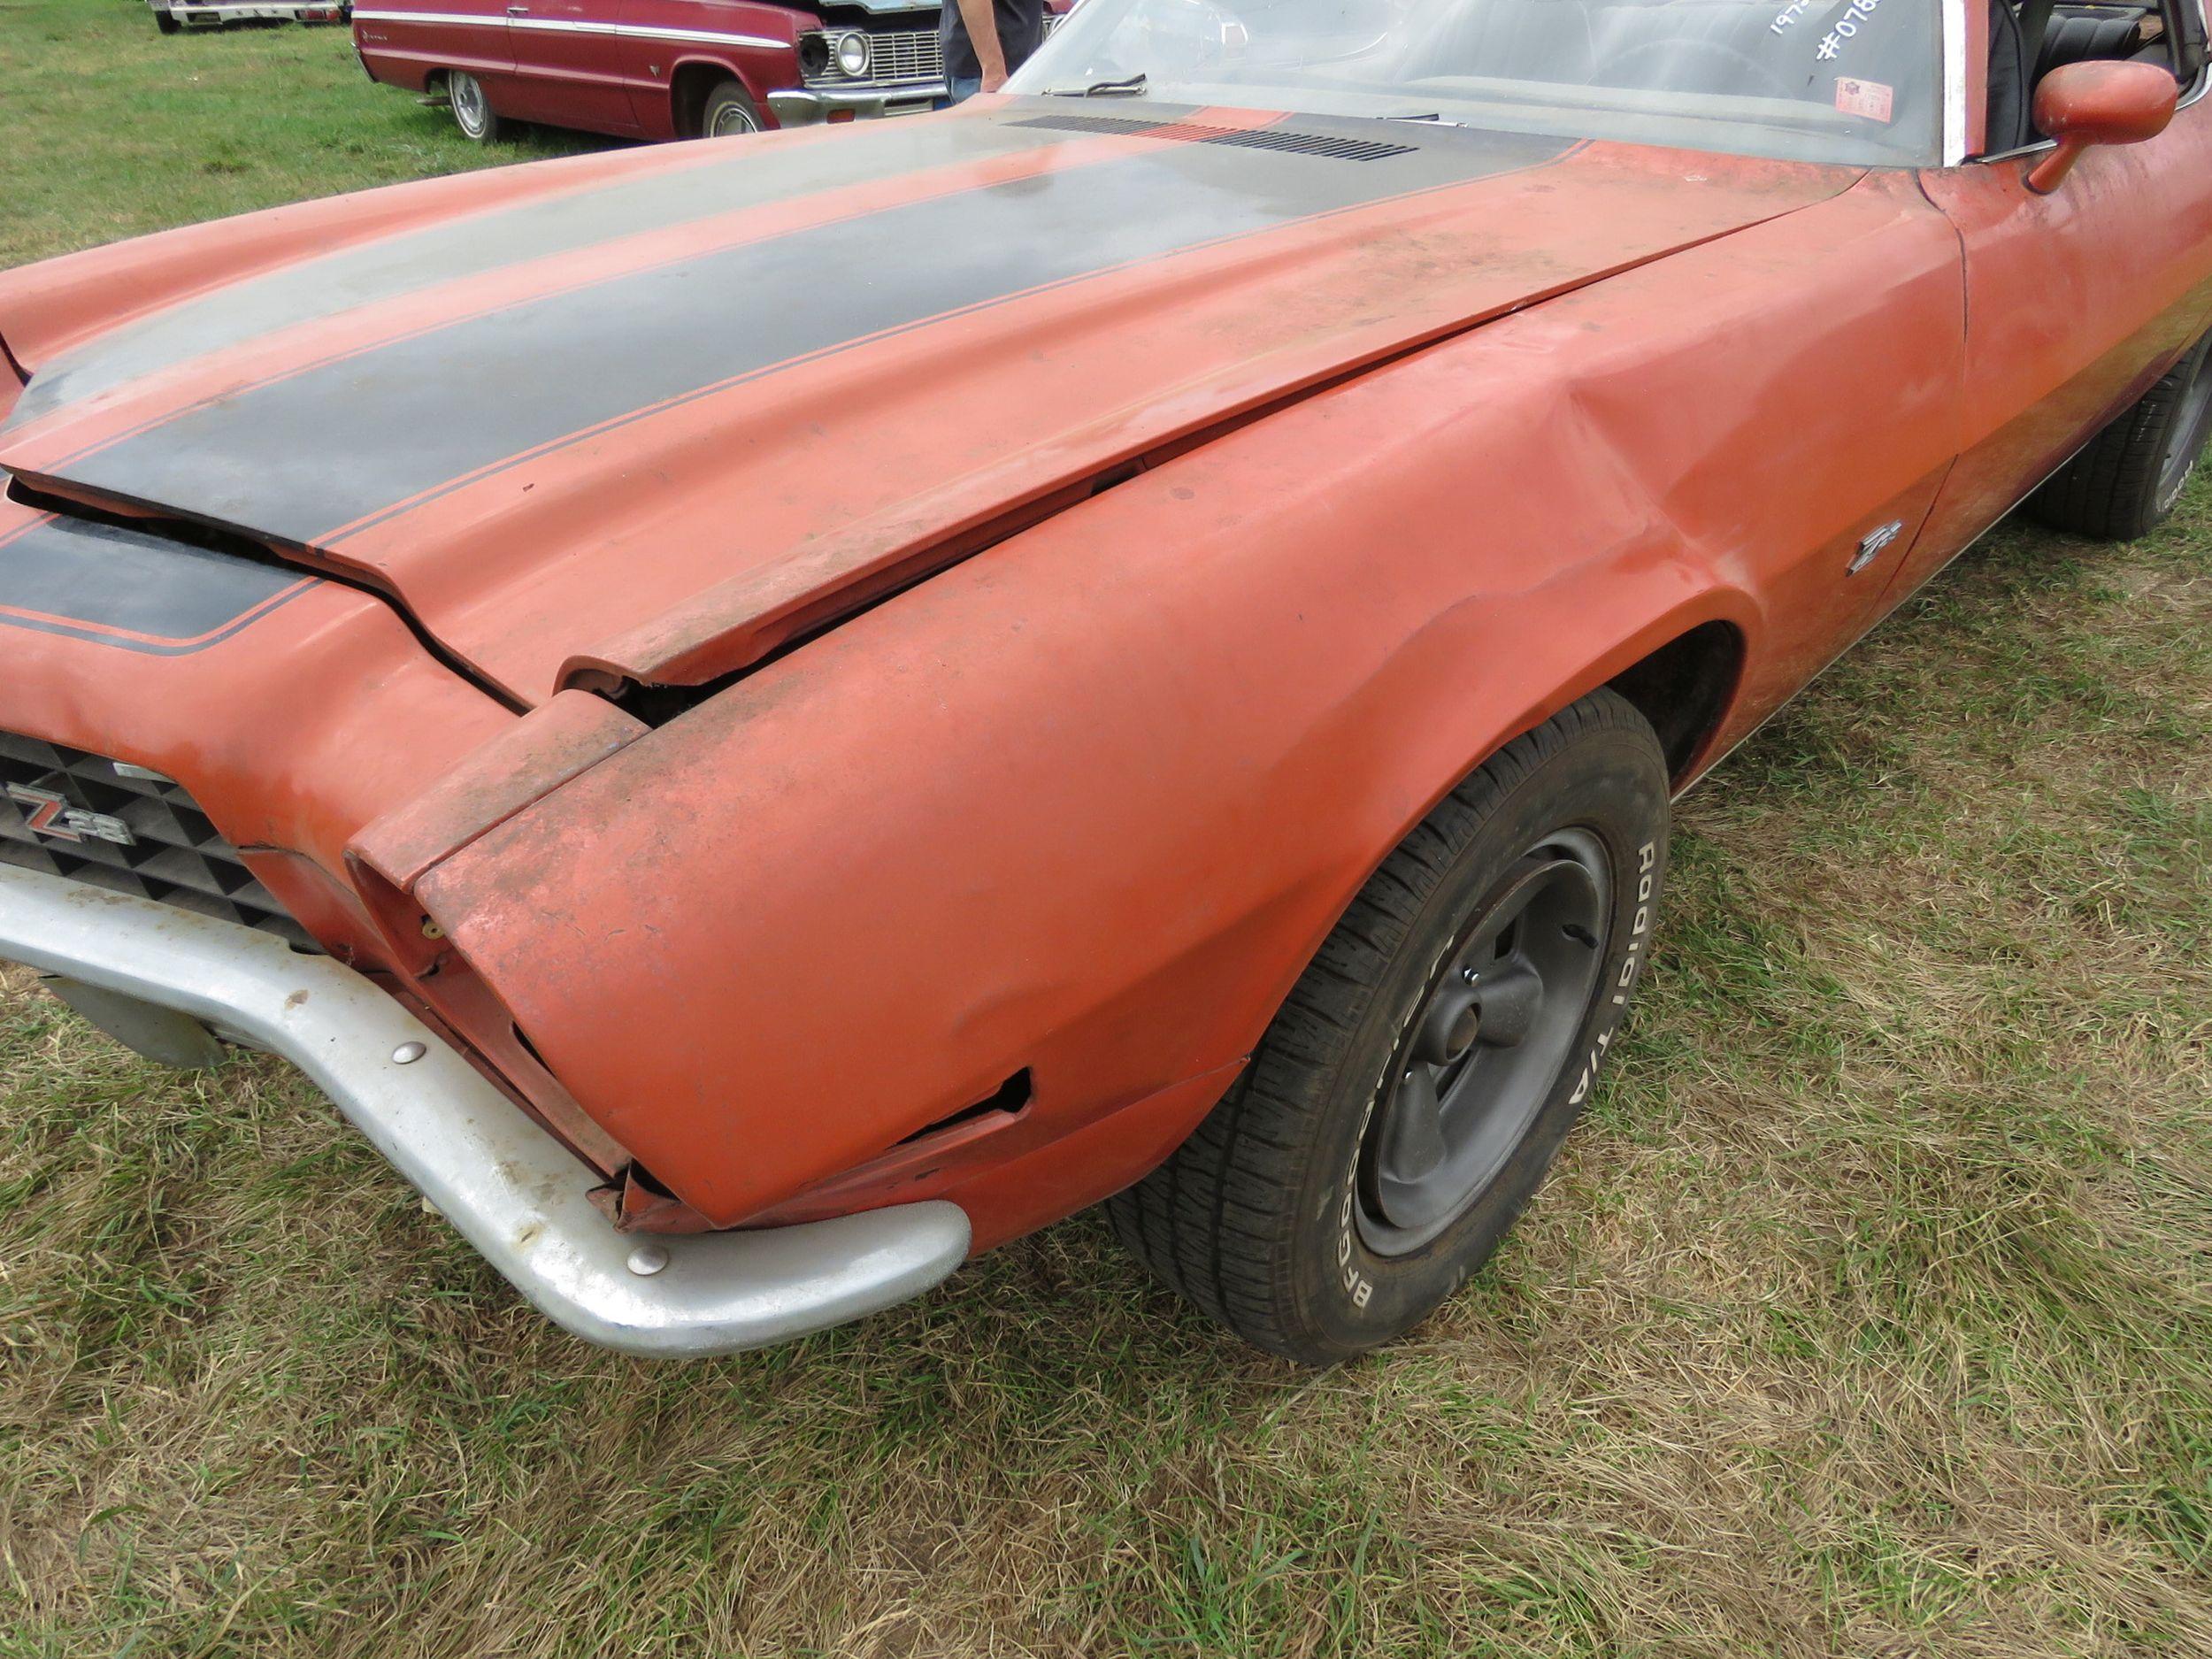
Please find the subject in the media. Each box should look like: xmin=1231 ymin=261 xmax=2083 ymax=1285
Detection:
xmin=0 ymin=862 xmax=971 ymax=1356
xmin=350 ymin=9 xmax=782 ymax=51
xmin=622 ymin=21 xmax=785 ymax=50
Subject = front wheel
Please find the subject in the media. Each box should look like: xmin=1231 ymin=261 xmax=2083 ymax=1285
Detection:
xmin=447 ymin=70 xmax=505 ymax=144
xmin=1109 ymin=689 xmax=1671 ymax=1365
xmin=700 ymin=81 xmax=763 ymax=139
xmin=2032 ymin=328 xmax=2212 ymax=541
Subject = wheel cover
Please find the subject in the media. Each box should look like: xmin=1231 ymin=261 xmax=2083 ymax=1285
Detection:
xmin=452 ymin=75 xmax=488 ymax=133
xmin=1356 ymin=827 xmax=1612 ymax=1256
xmin=709 ymin=101 xmax=758 ymax=138
xmin=2156 ymin=346 xmax=2212 ymax=513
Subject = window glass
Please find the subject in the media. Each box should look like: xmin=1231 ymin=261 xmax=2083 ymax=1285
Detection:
xmin=1012 ymin=0 xmax=1947 ymax=165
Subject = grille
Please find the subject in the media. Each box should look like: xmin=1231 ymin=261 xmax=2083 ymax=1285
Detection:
xmin=1011 ymin=112 xmax=1417 ymax=160
xmin=0 ymin=733 xmax=315 ymax=950
xmin=803 ymin=12 xmax=1064 ymax=88
xmin=806 ymin=26 xmax=942 ymax=87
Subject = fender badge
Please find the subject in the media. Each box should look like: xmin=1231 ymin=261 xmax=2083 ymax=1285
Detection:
xmin=4 ymin=782 xmax=136 ymax=847
xmin=1848 ymin=519 xmax=1905 ymax=575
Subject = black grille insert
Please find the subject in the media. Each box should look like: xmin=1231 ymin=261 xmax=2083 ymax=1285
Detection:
xmin=1011 ymin=113 xmax=1417 ymax=160
xmin=0 ymin=733 xmax=315 ymax=950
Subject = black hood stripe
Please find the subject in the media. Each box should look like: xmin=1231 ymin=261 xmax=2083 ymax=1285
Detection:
xmin=332 ymin=140 xmax=1582 ymax=548
xmin=6 ymin=111 xmax=1100 ymax=430
xmin=27 ymin=115 xmax=1164 ymax=477
xmin=0 ymin=513 xmax=311 ymax=656
xmin=23 ymin=111 xmax=1572 ymax=553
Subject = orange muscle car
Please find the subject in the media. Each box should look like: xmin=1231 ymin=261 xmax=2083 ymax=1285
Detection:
xmin=3 ymin=1 xmax=2208 ymax=1363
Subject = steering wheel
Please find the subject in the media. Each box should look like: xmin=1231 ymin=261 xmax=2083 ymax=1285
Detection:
xmin=1592 ymin=36 xmax=1806 ymax=103
xmin=1124 ymin=0 xmax=1246 ymax=73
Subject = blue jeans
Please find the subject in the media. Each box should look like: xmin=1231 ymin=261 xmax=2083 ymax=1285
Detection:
xmin=938 ymin=73 xmax=983 ymax=109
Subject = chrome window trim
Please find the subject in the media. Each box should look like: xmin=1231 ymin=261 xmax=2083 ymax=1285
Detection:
xmin=2189 ymin=0 xmax=2212 ymax=106
xmin=1945 ymin=0 xmax=1971 ymax=165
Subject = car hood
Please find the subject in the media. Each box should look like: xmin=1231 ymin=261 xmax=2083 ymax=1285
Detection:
xmin=0 ymin=102 xmax=1861 ymax=703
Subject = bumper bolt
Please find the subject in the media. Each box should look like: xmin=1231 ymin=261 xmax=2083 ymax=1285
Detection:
xmin=627 ymin=1242 xmax=672 ymax=1278
xmin=391 ymin=1041 xmax=426 ymax=1064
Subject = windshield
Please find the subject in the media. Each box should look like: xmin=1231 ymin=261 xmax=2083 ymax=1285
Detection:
xmin=1010 ymin=0 xmax=1945 ymax=166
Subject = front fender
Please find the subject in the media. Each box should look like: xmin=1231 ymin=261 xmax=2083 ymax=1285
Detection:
xmin=407 ymin=351 xmax=1749 ymax=1238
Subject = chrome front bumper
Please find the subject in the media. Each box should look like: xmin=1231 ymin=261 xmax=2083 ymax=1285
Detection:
xmin=161 ymin=2 xmax=348 ymax=20
xmin=0 ymin=863 xmax=970 ymax=1357
xmin=768 ymin=82 xmax=944 ymax=126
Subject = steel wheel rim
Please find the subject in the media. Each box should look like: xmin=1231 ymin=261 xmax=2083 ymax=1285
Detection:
xmin=2156 ymin=349 xmax=2212 ymax=513
xmin=709 ymin=102 xmax=757 ymax=138
xmin=451 ymin=75 xmax=488 ymax=134
xmin=1356 ymin=827 xmax=1612 ymax=1257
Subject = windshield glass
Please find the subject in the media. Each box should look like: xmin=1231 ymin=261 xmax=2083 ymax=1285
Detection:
xmin=1010 ymin=0 xmax=1945 ymax=166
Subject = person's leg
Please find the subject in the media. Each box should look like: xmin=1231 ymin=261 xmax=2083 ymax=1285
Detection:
xmin=938 ymin=72 xmax=984 ymax=108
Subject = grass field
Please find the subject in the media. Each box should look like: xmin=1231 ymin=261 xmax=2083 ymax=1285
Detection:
xmin=3 ymin=3 xmax=2209 ymax=1654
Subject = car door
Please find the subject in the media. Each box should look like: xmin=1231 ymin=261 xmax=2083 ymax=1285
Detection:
xmin=618 ymin=0 xmax=793 ymax=136
xmin=354 ymin=0 xmax=515 ymax=100
xmin=503 ymin=0 xmax=644 ymax=133
xmin=1887 ymin=0 xmax=2212 ymax=598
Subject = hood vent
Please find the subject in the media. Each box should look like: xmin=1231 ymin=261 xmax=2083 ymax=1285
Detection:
xmin=1012 ymin=113 xmax=1417 ymax=161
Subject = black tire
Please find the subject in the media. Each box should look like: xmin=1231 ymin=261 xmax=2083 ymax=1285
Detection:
xmin=446 ymin=70 xmax=504 ymax=144
xmin=2031 ymin=329 xmax=2212 ymax=541
xmin=155 ymin=9 xmax=181 ymax=32
xmin=1109 ymin=689 xmax=1671 ymax=1366
xmin=699 ymin=80 xmax=763 ymax=140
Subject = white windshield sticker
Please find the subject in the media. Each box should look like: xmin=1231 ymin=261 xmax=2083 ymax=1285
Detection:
xmin=1818 ymin=0 xmax=1886 ymax=61
xmin=1836 ymin=75 xmax=1895 ymax=121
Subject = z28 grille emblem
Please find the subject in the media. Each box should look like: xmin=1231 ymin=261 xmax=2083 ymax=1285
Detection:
xmin=4 ymin=783 xmax=136 ymax=847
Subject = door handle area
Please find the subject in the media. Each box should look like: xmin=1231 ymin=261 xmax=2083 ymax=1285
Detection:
xmin=506 ymin=5 xmax=529 ymax=13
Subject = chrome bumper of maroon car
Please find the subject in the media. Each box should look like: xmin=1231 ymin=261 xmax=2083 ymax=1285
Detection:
xmin=0 ymin=862 xmax=970 ymax=1356
xmin=768 ymin=82 xmax=943 ymax=125
xmin=159 ymin=1 xmax=348 ymax=21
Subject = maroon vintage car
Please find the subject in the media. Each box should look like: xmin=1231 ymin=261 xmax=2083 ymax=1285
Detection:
xmin=352 ymin=0 xmax=949 ymax=141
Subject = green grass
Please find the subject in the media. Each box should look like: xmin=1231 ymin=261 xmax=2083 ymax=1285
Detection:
xmin=0 ymin=0 xmax=603 ymax=269
xmin=4 ymin=3 xmax=2211 ymax=1654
